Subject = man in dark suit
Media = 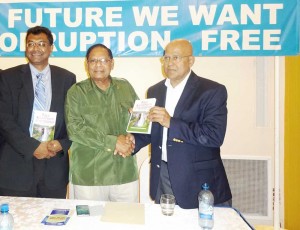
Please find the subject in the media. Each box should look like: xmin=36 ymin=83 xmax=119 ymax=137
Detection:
xmin=0 ymin=69 xmax=3 ymax=147
xmin=129 ymin=39 xmax=232 ymax=209
xmin=0 ymin=26 xmax=76 ymax=198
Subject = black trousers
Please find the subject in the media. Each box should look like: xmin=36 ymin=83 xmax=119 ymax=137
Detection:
xmin=0 ymin=158 xmax=66 ymax=198
xmin=155 ymin=161 xmax=174 ymax=203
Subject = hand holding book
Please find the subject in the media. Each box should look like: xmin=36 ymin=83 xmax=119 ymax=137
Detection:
xmin=148 ymin=106 xmax=171 ymax=128
xmin=47 ymin=140 xmax=62 ymax=153
xmin=33 ymin=142 xmax=51 ymax=159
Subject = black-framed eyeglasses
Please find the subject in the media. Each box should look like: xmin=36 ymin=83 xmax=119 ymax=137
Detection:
xmin=26 ymin=41 xmax=50 ymax=49
xmin=88 ymin=58 xmax=112 ymax=66
xmin=162 ymin=55 xmax=191 ymax=63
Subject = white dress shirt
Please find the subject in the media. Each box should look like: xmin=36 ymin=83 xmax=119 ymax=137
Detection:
xmin=161 ymin=70 xmax=191 ymax=162
xmin=29 ymin=64 xmax=52 ymax=135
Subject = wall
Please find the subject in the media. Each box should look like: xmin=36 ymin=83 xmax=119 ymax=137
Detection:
xmin=284 ymin=55 xmax=300 ymax=229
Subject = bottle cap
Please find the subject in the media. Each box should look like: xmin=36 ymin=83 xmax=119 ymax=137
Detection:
xmin=0 ymin=203 xmax=9 ymax=212
xmin=202 ymin=183 xmax=210 ymax=190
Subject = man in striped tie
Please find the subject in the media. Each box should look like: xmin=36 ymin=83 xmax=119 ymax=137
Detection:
xmin=0 ymin=26 xmax=76 ymax=198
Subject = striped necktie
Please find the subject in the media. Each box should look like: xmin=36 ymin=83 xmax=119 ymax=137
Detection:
xmin=34 ymin=73 xmax=46 ymax=111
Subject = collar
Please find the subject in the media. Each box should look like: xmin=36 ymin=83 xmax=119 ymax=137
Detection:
xmin=90 ymin=75 xmax=114 ymax=91
xmin=165 ymin=70 xmax=191 ymax=89
xmin=29 ymin=63 xmax=50 ymax=77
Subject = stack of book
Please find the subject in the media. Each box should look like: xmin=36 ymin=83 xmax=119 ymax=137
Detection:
xmin=41 ymin=209 xmax=70 ymax=226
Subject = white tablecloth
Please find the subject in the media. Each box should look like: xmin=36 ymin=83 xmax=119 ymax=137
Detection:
xmin=0 ymin=196 xmax=253 ymax=230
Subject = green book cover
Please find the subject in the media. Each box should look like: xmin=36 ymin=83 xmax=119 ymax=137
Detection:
xmin=126 ymin=98 xmax=156 ymax=134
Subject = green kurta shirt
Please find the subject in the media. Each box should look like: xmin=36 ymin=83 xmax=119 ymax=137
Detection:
xmin=65 ymin=77 xmax=139 ymax=186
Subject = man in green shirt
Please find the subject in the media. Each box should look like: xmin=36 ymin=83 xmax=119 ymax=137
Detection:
xmin=65 ymin=44 xmax=139 ymax=202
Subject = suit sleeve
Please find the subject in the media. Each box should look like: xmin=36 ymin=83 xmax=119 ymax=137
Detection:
xmin=168 ymin=85 xmax=228 ymax=147
xmin=0 ymin=72 xmax=40 ymax=159
xmin=132 ymin=133 xmax=151 ymax=154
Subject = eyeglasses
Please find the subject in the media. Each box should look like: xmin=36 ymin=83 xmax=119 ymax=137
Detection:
xmin=88 ymin=58 xmax=112 ymax=66
xmin=26 ymin=41 xmax=50 ymax=49
xmin=162 ymin=55 xmax=191 ymax=63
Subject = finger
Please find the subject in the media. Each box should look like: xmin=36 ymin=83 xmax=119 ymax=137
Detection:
xmin=123 ymin=152 xmax=130 ymax=158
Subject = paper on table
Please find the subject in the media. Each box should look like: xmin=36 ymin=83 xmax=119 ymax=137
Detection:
xmin=89 ymin=205 xmax=104 ymax=216
xmin=101 ymin=202 xmax=145 ymax=225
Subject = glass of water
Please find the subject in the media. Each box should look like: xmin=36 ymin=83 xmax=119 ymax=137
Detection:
xmin=160 ymin=194 xmax=175 ymax=216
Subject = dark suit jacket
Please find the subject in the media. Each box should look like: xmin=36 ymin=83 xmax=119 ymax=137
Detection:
xmin=0 ymin=64 xmax=76 ymax=191
xmin=0 ymin=69 xmax=3 ymax=148
xmin=134 ymin=71 xmax=232 ymax=209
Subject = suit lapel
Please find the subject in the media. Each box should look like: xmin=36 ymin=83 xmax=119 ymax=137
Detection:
xmin=49 ymin=66 xmax=59 ymax=111
xmin=21 ymin=64 xmax=35 ymax=109
xmin=173 ymin=72 xmax=197 ymax=118
xmin=150 ymin=81 xmax=167 ymax=142
xmin=155 ymin=82 xmax=167 ymax=107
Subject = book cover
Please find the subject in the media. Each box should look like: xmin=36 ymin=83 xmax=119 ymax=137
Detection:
xmin=41 ymin=215 xmax=70 ymax=226
xmin=41 ymin=209 xmax=70 ymax=226
xmin=126 ymin=98 xmax=156 ymax=134
xmin=31 ymin=111 xmax=57 ymax=142
xmin=76 ymin=205 xmax=90 ymax=216
xmin=50 ymin=209 xmax=70 ymax=215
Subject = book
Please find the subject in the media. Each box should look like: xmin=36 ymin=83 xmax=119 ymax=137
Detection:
xmin=41 ymin=209 xmax=70 ymax=226
xmin=126 ymin=98 xmax=156 ymax=134
xmin=50 ymin=209 xmax=70 ymax=215
xmin=76 ymin=205 xmax=90 ymax=216
xmin=31 ymin=111 xmax=57 ymax=142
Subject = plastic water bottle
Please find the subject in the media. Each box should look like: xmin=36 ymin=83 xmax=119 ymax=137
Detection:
xmin=198 ymin=183 xmax=214 ymax=229
xmin=0 ymin=204 xmax=14 ymax=230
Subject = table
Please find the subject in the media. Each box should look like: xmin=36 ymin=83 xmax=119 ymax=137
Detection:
xmin=0 ymin=196 xmax=253 ymax=230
